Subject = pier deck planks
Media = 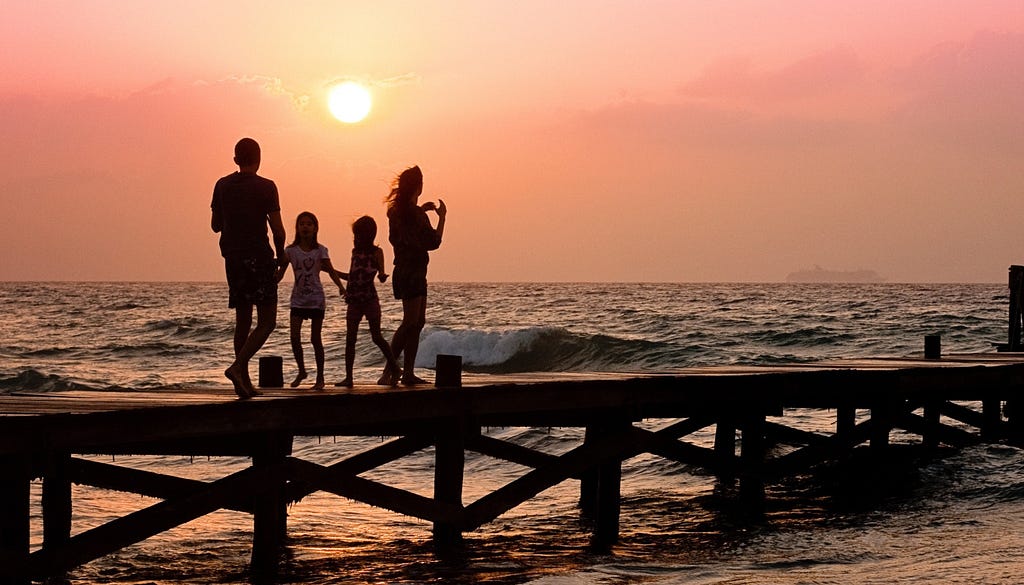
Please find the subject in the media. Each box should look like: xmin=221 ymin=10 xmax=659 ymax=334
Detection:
xmin=3 ymin=352 xmax=1024 ymax=582
xmin=1 ymin=353 xmax=1019 ymax=419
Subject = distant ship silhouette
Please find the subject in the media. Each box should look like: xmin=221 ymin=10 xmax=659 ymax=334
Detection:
xmin=785 ymin=265 xmax=885 ymax=283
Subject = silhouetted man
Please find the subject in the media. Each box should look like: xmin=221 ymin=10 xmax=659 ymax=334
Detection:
xmin=211 ymin=138 xmax=287 ymax=398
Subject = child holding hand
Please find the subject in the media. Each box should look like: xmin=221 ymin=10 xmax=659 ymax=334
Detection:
xmin=336 ymin=216 xmax=401 ymax=387
xmin=277 ymin=211 xmax=345 ymax=390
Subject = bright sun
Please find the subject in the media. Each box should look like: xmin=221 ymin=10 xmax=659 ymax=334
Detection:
xmin=328 ymin=82 xmax=372 ymax=123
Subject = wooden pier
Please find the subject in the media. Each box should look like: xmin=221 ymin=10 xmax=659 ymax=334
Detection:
xmin=2 ymin=354 xmax=1024 ymax=583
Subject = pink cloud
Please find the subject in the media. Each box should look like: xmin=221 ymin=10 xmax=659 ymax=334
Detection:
xmin=679 ymin=46 xmax=868 ymax=108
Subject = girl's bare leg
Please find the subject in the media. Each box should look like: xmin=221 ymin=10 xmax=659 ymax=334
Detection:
xmin=337 ymin=313 xmax=360 ymax=388
xmin=311 ymin=317 xmax=325 ymax=390
xmin=289 ymin=314 xmax=307 ymax=387
xmin=369 ymin=315 xmax=400 ymax=386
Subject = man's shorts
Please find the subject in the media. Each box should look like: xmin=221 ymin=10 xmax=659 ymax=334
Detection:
xmin=225 ymin=256 xmax=278 ymax=309
xmin=391 ymin=264 xmax=428 ymax=300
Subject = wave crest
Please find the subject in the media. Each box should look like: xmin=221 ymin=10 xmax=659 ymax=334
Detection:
xmin=0 ymin=369 xmax=92 ymax=393
xmin=417 ymin=327 xmax=673 ymax=373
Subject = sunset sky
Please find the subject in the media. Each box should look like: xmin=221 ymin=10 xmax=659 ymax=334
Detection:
xmin=2 ymin=1 xmax=1022 ymax=282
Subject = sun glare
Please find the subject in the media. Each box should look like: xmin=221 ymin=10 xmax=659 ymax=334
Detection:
xmin=328 ymin=82 xmax=372 ymax=123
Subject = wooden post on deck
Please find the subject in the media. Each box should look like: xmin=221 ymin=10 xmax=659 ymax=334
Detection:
xmin=250 ymin=433 xmax=292 ymax=581
xmin=42 ymin=453 xmax=72 ymax=553
xmin=433 ymin=419 xmax=466 ymax=547
xmin=0 ymin=455 xmax=31 ymax=585
xmin=1008 ymin=265 xmax=1024 ymax=351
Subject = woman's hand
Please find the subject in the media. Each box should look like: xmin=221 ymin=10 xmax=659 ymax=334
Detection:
xmin=436 ymin=198 xmax=447 ymax=218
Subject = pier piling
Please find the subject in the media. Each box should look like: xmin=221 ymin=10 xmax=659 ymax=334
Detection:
xmin=250 ymin=433 xmax=292 ymax=580
xmin=42 ymin=452 xmax=73 ymax=552
xmin=433 ymin=418 xmax=466 ymax=547
xmin=0 ymin=454 xmax=31 ymax=585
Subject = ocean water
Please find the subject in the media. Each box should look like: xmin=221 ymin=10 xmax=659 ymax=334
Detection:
xmin=1 ymin=281 xmax=1021 ymax=584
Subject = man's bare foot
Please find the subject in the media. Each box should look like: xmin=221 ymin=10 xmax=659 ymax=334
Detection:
xmin=225 ymin=366 xmax=254 ymax=399
xmin=335 ymin=377 xmax=353 ymax=388
xmin=312 ymin=379 xmax=325 ymax=391
xmin=290 ymin=371 xmax=308 ymax=388
xmin=400 ymin=374 xmax=429 ymax=386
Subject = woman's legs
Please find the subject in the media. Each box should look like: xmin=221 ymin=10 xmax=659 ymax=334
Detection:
xmin=368 ymin=313 xmax=400 ymax=386
xmin=390 ymin=295 xmax=427 ymax=385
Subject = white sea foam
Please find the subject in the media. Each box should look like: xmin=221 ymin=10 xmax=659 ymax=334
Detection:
xmin=416 ymin=326 xmax=555 ymax=367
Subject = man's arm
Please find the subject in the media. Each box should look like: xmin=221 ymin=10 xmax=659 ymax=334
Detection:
xmin=268 ymin=210 xmax=287 ymax=266
xmin=211 ymin=202 xmax=223 ymax=233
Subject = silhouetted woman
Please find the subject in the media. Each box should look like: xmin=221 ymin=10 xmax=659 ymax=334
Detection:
xmin=383 ymin=166 xmax=446 ymax=385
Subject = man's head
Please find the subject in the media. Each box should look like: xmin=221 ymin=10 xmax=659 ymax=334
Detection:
xmin=233 ymin=138 xmax=261 ymax=170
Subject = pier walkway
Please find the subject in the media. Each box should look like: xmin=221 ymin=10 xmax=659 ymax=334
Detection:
xmin=2 ymin=353 xmax=1024 ymax=582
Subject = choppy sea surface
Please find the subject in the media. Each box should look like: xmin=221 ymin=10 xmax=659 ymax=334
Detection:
xmin=1 ymin=281 xmax=1022 ymax=584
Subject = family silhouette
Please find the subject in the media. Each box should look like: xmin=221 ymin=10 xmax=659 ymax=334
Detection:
xmin=211 ymin=139 xmax=447 ymax=399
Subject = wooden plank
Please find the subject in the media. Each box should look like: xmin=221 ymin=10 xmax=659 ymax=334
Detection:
xmin=466 ymin=434 xmax=563 ymax=471
xmin=68 ymin=458 xmax=254 ymax=513
xmin=287 ymin=458 xmax=459 ymax=523
xmin=287 ymin=435 xmax=433 ymax=504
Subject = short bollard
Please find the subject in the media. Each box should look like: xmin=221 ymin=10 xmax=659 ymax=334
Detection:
xmin=435 ymin=354 xmax=463 ymax=388
xmin=924 ymin=335 xmax=941 ymax=359
xmin=258 ymin=356 xmax=284 ymax=388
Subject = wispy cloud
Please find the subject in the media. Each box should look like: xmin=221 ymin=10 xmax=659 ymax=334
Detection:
xmin=212 ymin=74 xmax=311 ymax=110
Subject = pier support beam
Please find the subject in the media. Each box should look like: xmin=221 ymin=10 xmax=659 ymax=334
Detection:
xmin=739 ymin=413 xmax=766 ymax=512
xmin=870 ymin=401 xmax=893 ymax=450
xmin=714 ymin=416 xmax=737 ymax=475
xmin=923 ymin=400 xmax=941 ymax=449
xmin=982 ymin=399 xmax=1002 ymax=441
xmin=250 ymin=434 xmax=293 ymax=581
xmin=580 ymin=419 xmax=628 ymax=548
xmin=0 ymin=455 xmax=31 ymax=585
xmin=43 ymin=453 xmax=73 ymax=553
xmin=579 ymin=426 xmax=598 ymax=516
xmin=433 ymin=419 xmax=467 ymax=547
xmin=837 ymin=406 xmax=856 ymax=440
xmin=593 ymin=420 xmax=628 ymax=549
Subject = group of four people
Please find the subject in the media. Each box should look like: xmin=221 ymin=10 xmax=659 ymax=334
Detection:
xmin=211 ymin=138 xmax=446 ymax=399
